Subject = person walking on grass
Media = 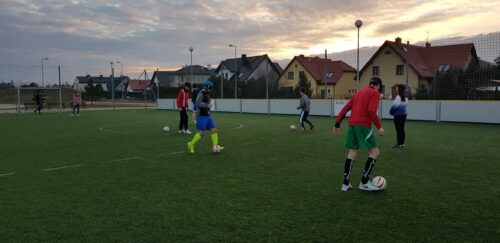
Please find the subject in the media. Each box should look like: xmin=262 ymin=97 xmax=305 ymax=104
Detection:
xmin=334 ymin=77 xmax=384 ymax=192
xmin=71 ymin=91 xmax=82 ymax=117
xmin=297 ymin=87 xmax=314 ymax=132
xmin=33 ymin=91 xmax=44 ymax=115
xmin=389 ymin=84 xmax=408 ymax=148
xmin=191 ymin=84 xmax=199 ymax=124
xmin=187 ymin=80 xmax=223 ymax=154
xmin=176 ymin=82 xmax=192 ymax=134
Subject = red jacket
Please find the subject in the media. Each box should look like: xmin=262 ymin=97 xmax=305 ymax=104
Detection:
xmin=176 ymin=89 xmax=189 ymax=109
xmin=336 ymin=86 xmax=382 ymax=129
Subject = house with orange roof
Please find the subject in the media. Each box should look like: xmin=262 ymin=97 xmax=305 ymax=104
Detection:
xmin=358 ymin=37 xmax=479 ymax=98
xmin=278 ymin=55 xmax=357 ymax=99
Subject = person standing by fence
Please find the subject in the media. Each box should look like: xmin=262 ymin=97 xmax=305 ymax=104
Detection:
xmin=191 ymin=84 xmax=199 ymax=124
xmin=71 ymin=91 xmax=82 ymax=117
xmin=390 ymin=84 xmax=408 ymax=148
xmin=33 ymin=91 xmax=43 ymax=115
xmin=176 ymin=82 xmax=192 ymax=134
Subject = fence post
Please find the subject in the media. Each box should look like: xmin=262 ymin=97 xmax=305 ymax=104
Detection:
xmin=436 ymin=100 xmax=441 ymax=122
xmin=267 ymin=98 xmax=270 ymax=115
xmin=331 ymin=99 xmax=334 ymax=117
xmin=58 ymin=66 xmax=62 ymax=112
xmin=17 ymin=87 xmax=21 ymax=113
xmin=240 ymin=99 xmax=242 ymax=113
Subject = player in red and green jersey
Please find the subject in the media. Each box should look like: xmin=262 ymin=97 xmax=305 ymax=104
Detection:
xmin=334 ymin=77 xmax=385 ymax=192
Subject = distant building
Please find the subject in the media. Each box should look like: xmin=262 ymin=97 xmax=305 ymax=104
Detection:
xmin=126 ymin=79 xmax=151 ymax=93
xmin=215 ymin=54 xmax=283 ymax=84
xmin=358 ymin=37 xmax=479 ymax=98
xmin=73 ymin=75 xmax=128 ymax=92
xmin=278 ymin=55 xmax=357 ymax=99
xmin=151 ymin=65 xmax=214 ymax=87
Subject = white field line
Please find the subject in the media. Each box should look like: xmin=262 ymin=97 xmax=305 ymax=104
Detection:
xmin=106 ymin=157 xmax=140 ymax=163
xmin=44 ymin=164 xmax=82 ymax=171
xmin=241 ymin=142 xmax=258 ymax=146
xmin=158 ymin=151 xmax=186 ymax=156
xmin=98 ymin=127 xmax=130 ymax=133
xmin=0 ymin=172 xmax=15 ymax=177
xmin=230 ymin=124 xmax=244 ymax=130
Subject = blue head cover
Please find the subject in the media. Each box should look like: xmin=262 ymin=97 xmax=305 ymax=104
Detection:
xmin=204 ymin=80 xmax=214 ymax=89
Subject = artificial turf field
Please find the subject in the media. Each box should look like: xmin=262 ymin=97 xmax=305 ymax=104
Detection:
xmin=0 ymin=109 xmax=499 ymax=242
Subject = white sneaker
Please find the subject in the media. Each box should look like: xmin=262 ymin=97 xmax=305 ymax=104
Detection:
xmin=185 ymin=130 xmax=192 ymax=134
xmin=178 ymin=130 xmax=185 ymax=134
xmin=358 ymin=182 xmax=382 ymax=191
xmin=341 ymin=183 xmax=352 ymax=192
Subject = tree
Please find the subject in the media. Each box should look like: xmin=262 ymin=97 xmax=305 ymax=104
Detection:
xmin=83 ymin=79 xmax=104 ymax=104
xmin=294 ymin=72 xmax=313 ymax=97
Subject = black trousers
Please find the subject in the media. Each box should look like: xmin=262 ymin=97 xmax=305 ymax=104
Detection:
xmin=179 ymin=108 xmax=188 ymax=131
xmin=393 ymin=115 xmax=407 ymax=145
xmin=300 ymin=111 xmax=313 ymax=128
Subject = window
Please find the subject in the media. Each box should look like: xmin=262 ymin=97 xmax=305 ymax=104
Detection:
xmin=299 ymin=71 xmax=305 ymax=79
xmin=384 ymin=50 xmax=391 ymax=55
xmin=287 ymin=71 xmax=294 ymax=80
xmin=372 ymin=66 xmax=380 ymax=76
xmin=396 ymin=65 xmax=404 ymax=76
xmin=224 ymin=73 xmax=228 ymax=80
xmin=294 ymin=64 xmax=298 ymax=68
xmin=438 ymin=64 xmax=451 ymax=72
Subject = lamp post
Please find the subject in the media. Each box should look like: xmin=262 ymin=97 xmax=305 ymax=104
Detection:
xmin=189 ymin=47 xmax=194 ymax=84
xmin=41 ymin=57 xmax=49 ymax=87
xmin=229 ymin=44 xmax=237 ymax=99
xmin=116 ymin=61 xmax=123 ymax=99
xmin=355 ymin=19 xmax=362 ymax=92
xmin=110 ymin=61 xmax=115 ymax=110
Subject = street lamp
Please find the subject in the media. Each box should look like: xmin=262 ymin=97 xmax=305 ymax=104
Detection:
xmin=189 ymin=47 xmax=194 ymax=84
xmin=41 ymin=57 xmax=49 ymax=87
xmin=228 ymin=44 xmax=237 ymax=99
xmin=355 ymin=19 xmax=362 ymax=92
xmin=116 ymin=61 xmax=123 ymax=99
xmin=110 ymin=61 xmax=115 ymax=110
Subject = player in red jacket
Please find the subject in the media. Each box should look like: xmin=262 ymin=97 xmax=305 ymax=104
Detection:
xmin=334 ymin=77 xmax=385 ymax=192
xmin=176 ymin=82 xmax=191 ymax=134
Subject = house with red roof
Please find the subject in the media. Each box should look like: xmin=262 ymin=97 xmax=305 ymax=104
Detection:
xmin=358 ymin=37 xmax=479 ymax=98
xmin=278 ymin=55 xmax=357 ymax=99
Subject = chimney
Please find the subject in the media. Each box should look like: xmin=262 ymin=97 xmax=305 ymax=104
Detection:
xmin=407 ymin=41 xmax=410 ymax=45
xmin=395 ymin=37 xmax=402 ymax=45
xmin=425 ymin=42 xmax=431 ymax=48
xmin=299 ymin=54 xmax=305 ymax=57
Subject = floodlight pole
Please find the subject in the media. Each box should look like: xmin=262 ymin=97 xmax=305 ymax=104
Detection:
xmin=41 ymin=57 xmax=49 ymax=87
xmin=117 ymin=61 xmax=123 ymax=99
xmin=58 ymin=65 xmax=62 ymax=111
xmin=355 ymin=20 xmax=362 ymax=92
xmin=111 ymin=61 xmax=115 ymax=110
xmin=189 ymin=47 xmax=194 ymax=84
xmin=229 ymin=44 xmax=237 ymax=99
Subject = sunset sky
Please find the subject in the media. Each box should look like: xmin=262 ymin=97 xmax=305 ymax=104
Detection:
xmin=0 ymin=0 xmax=499 ymax=82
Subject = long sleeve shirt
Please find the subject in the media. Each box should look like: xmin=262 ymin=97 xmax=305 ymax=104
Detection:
xmin=176 ymin=89 xmax=189 ymax=109
xmin=297 ymin=94 xmax=311 ymax=112
xmin=335 ymin=86 xmax=382 ymax=129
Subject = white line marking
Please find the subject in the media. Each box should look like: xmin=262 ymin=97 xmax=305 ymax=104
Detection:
xmin=241 ymin=142 xmax=258 ymax=145
xmin=159 ymin=151 xmax=186 ymax=156
xmin=231 ymin=124 xmax=244 ymax=130
xmin=0 ymin=172 xmax=15 ymax=177
xmin=99 ymin=127 xmax=129 ymax=133
xmin=44 ymin=164 xmax=82 ymax=171
xmin=106 ymin=157 xmax=140 ymax=163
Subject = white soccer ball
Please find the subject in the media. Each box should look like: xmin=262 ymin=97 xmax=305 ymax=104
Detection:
xmin=163 ymin=126 xmax=170 ymax=132
xmin=372 ymin=176 xmax=387 ymax=189
xmin=212 ymin=145 xmax=222 ymax=153
xmin=290 ymin=125 xmax=296 ymax=130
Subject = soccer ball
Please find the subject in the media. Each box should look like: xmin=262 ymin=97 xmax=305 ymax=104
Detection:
xmin=163 ymin=126 xmax=170 ymax=132
xmin=212 ymin=145 xmax=222 ymax=153
xmin=371 ymin=176 xmax=387 ymax=189
xmin=290 ymin=125 xmax=296 ymax=130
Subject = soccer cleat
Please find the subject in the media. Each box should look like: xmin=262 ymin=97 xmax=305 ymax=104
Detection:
xmin=185 ymin=130 xmax=192 ymax=134
xmin=218 ymin=145 xmax=224 ymax=151
xmin=358 ymin=182 xmax=382 ymax=191
xmin=341 ymin=183 xmax=352 ymax=192
xmin=310 ymin=124 xmax=314 ymax=130
xmin=179 ymin=130 xmax=185 ymax=134
xmin=392 ymin=144 xmax=406 ymax=149
xmin=187 ymin=142 xmax=195 ymax=154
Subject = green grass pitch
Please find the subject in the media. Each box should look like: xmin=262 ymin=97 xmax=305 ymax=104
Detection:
xmin=0 ymin=109 xmax=499 ymax=241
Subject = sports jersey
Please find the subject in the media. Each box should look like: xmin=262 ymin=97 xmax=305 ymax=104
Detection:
xmin=336 ymin=86 xmax=382 ymax=129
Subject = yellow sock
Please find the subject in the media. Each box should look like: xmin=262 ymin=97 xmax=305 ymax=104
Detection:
xmin=211 ymin=133 xmax=218 ymax=146
xmin=191 ymin=133 xmax=202 ymax=145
